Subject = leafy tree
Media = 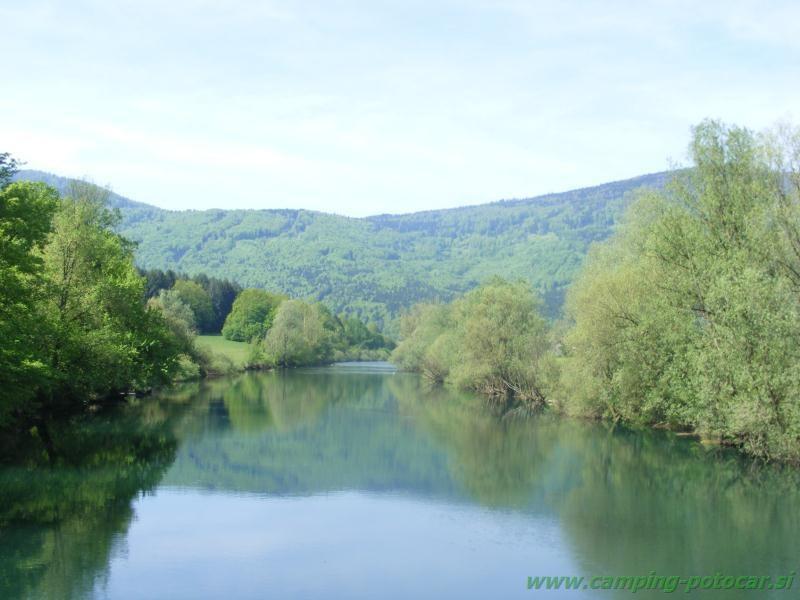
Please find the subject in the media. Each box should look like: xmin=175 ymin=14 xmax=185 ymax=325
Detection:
xmin=222 ymin=288 xmax=285 ymax=341
xmin=260 ymin=300 xmax=333 ymax=367
xmin=560 ymin=120 xmax=800 ymax=461
xmin=172 ymin=280 xmax=215 ymax=333
xmin=148 ymin=289 xmax=196 ymax=347
xmin=0 ymin=181 xmax=59 ymax=425
xmin=0 ymin=171 xmax=204 ymax=435
xmin=140 ymin=268 xmax=241 ymax=332
xmin=449 ymin=280 xmax=551 ymax=403
xmin=391 ymin=303 xmax=452 ymax=380
xmin=392 ymin=279 xmax=551 ymax=405
xmin=340 ymin=316 xmax=393 ymax=351
xmin=37 ymin=181 xmax=181 ymax=414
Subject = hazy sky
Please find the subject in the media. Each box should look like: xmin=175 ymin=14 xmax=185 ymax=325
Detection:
xmin=2 ymin=0 xmax=799 ymax=216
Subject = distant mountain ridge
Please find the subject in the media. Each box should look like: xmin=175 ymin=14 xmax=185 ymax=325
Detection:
xmin=14 ymin=170 xmax=153 ymax=211
xmin=14 ymin=169 xmax=673 ymax=330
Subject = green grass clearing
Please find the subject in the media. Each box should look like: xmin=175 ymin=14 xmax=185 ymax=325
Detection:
xmin=196 ymin=335 xmax=251 ymax=368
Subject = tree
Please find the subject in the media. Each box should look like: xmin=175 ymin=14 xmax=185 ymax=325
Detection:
xmin=0 ymin=181 xmax=59 ymax=425
xmin=172 ymin=280 xmax=215 ymax=333
xmin=0 ymin=152 xmax=21 ymax=189
xmin=261 ymin=300 xmax=332 ymax=367
xmin=340 ymin=316 xmax=391 ymax=350
xmin=222 ymin=288 xmax=285 ymax=341
xmin=449 ymin=280 xmax=550 ymax=403
xmin=391 ymin=279 xmax=551 ymax=405
xmin=392 ymin=303 xmax=453 ymax=381
xmin=139 ymin=268 xmax=242 ymax=332
xmin=148 ymin=289 xmax=197 ymax=349
xmin=37 ymin=181 xmax=181 ymax=414
xmin=204 ymin=277 xmax=241 ymax=332
xmin=141 ymin=268 xmax=179 ymax=299
xmin=560 ymin=120 xmax=800 ymax=461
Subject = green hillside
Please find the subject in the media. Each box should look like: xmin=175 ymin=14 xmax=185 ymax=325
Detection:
xmin=15 ymin=169 xmax=671 ymax=328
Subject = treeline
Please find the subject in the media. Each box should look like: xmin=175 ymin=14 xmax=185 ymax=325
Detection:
xmin=0 ymin=158 xmax=393 ymax=439
xmin=393 ymin=120 xmax=800 ymax=463
xmin=221 ymin=289 xmax=394 ymax=366
xmin=140 ymin=268 xmax=241 ymax=333
xmin=0 ymin=154 xmax=185 ymax=436
xmin=140 ymin=269 xmax=395 ymax=367
xmin=69 ymin=165 xmax=670 ymax=330
xmin=392 ymin=279 xmax=553 ymax=405
xmin=138 ymin=269 xmax=394 ymax=362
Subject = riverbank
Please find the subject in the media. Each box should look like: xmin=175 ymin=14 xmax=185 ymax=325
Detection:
xmin=192 ymin=334 xmax=392 ymax=379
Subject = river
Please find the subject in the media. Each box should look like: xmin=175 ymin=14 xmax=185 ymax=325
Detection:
xmin=1 ymin=363 xmax=797 ymax=598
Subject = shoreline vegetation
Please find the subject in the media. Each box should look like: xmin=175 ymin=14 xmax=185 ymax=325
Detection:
xmin=3 ymin=118 xmax=800 ymax=464
xmin=0 ymin=154 xmax=393 ymax=457
xmin=392 ymin=120 xmax=800 ymax=464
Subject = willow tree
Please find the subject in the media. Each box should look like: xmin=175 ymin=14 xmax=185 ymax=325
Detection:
xmin=561 ymin=120 xmax=800 ymax=461
xmin=261 ymin=299 xmax=333 ymax=367
xmin=392 ymin=279 xmax=551 ymax=405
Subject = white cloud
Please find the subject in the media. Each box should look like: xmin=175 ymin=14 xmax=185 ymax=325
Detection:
xmin=1 ymin=0 xmax=798 ymax=215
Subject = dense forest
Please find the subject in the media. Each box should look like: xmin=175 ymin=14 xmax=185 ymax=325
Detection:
xmin=0 ymin=160 xmax=391 ymax=448
xmin=394 ymin=120 xmax=800 ymax=463
xmin=16 ymin=169 xmax=672 ymax=330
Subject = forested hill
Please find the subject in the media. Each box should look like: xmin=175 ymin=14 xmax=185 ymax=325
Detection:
xmin=15 ymin=169 xmax=671 ymax=328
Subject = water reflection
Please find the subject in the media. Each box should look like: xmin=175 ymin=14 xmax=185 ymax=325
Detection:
xmin=1 ymin=366 xmax=798 ymax=599
xmin=0 ymin=391 xmax=190 ymax=599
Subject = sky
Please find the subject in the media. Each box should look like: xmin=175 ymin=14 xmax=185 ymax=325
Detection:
xmin=1 ymin=0 xmax=799 ymax=216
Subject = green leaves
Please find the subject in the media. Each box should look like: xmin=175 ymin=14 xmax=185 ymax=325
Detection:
xmin=171 ymin=280 xmax=215 ymax=333
xmin=222 ymin=288 xmax=286 ymax=342
xmin=0 ymin=181 xmax=59 ymax=425
xmin=562 ymin=120 xmax=800 ymax=461
xmin=260 ymin=299 xmax=333 ymax=367
xmin=0 ymin=176 xmax=186 ymax=428
xmin=392 ymin=279 xmax=550 ymax=405
xmin=35 ymin=167 xmax=672 ymax=330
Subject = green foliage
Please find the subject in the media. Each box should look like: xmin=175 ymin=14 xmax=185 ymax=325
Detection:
xmin=147 ymin=289 xmax=196 ymax=352
xmin=392 ymin=279 xmax=551 ymax=406
xmin=222 ymin=288 xmax=285 ymax=341
xmin=186 ymin=272 xmax=241 ymax=332
xmin=450 ymin=280 xmax=551 ymax=402
xmin=243 ymin=297 xmax=394 ymax=367
xmin=0 ymin=181 xmax=59 ymax=424
xmin=141 ymin=268 xmax=241 ymax=333
xmin=140 ymin=267 xmax=181 ymax=298
xmin=0 ymin=169 xmax=187 ymax=432
xmin=339 ymin=316 xmax=392 ymax=351
xmin=0 ymin=153 xmax=22 ymax=188
xmin=171 ymin=280 xmax=215 ymax=333
xmin=147 ymin=291 xmax=245 ymax=378
xmin=37 ymin=182 xmax=183 ymax=412
xmin=391 ymin=303 xmax=454 ymax=381
xmin=259 ymin=299 xmax=334 ymax=367
xmin=559 ymin=120 xmax=800 ymax=462
xmin=17 ymin=169 xmax=672 ymax=329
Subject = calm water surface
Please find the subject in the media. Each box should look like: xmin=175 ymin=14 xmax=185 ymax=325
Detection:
xmin=1 ymin=363 xmax=798 ymax=599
